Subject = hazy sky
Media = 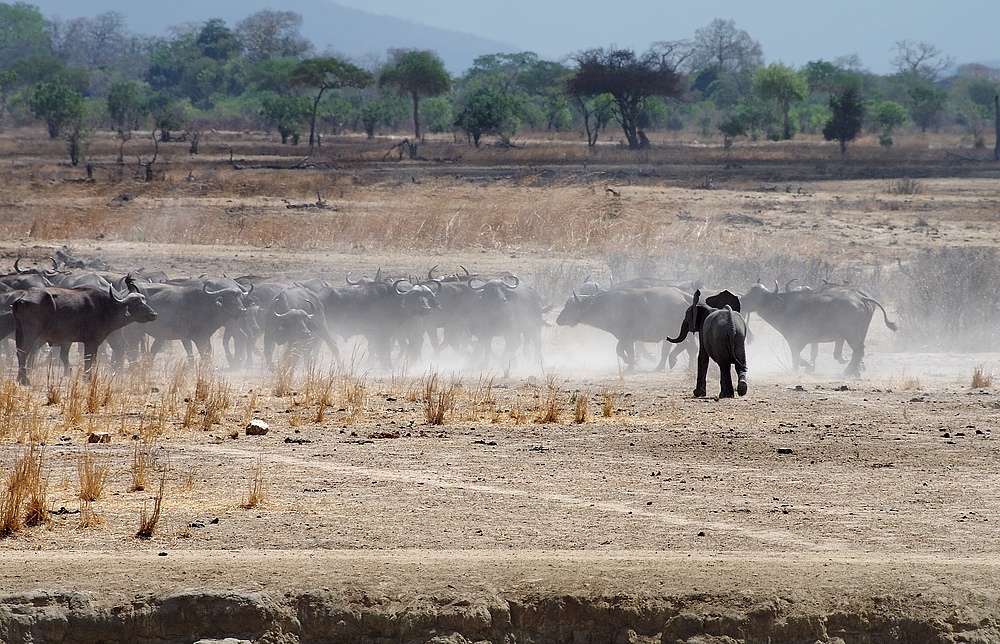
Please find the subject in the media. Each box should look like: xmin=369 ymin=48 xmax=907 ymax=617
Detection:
xmin=331 ymin=0 xmax=1000 ymax=73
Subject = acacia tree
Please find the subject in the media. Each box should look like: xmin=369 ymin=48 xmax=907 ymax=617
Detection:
xmin=566 ymin=47 xmax=682 ymax=149
xmin=378 ymin=49 xmax=451 ymax=140
xmin=752 ymin=63 xmax=807 ymax=140
xmin=289 ymin=57 xmax=373 ymax=148
xmin=823 ymin=85 xmax=864 ymax=153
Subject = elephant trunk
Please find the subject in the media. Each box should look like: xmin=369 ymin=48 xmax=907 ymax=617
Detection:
xmin=666 ymin=322 xmax=690 ymax=344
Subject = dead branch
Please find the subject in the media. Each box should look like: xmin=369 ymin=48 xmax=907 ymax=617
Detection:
xmin=284 ymin=192 xmax=339 ymax=211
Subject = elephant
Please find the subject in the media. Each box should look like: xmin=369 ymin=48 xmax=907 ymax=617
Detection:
xmin=667 ymin=289 xmax=748 ymax=398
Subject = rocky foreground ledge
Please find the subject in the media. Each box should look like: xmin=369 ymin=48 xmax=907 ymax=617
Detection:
xmin=2 ymin=551 xmax=999 ymax=643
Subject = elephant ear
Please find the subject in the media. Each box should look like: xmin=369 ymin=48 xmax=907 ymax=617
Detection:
xmin=705 ymin=289 xmax=741 ymax=313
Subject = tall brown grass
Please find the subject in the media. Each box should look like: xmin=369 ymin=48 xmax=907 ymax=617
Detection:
xmin=424 ymin=372 xmax=458 ymax=425
xmin=0 ymin=443 xmax=47 ymax=536
xmin=241 ymin=450 xmax=267 ymax=509
xmin=135 ymin=472 xmax=165 ymax=539
xmin=78 ymin=448 xmax=109 ymax=502
xmin=972 ymin=365 xmax=993 ymax=389
xmin=534 ymin=374 xmax=563 ymax=424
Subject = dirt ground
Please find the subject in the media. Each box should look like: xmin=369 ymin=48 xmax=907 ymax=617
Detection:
xmin=2 ymin=139 xmax=1000 ymax=641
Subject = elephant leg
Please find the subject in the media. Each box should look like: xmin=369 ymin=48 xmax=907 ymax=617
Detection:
xmin=718 ymin=362 xmax=735 ymax=398
xmin=694 ymin=348 xmax=709 ymax=397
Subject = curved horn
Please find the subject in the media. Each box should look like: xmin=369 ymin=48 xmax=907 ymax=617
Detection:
xmin=784 ymin=278 xmax=798 ymax=292
xmin=572 ymin=289 xmax=580 ymax=302
xmin=203 ymin=281 xmax=226 ymax=296
xmin=239 ymin=281 xmax=253 ymax=297
xmin=14 ymin=257 xmax=26 ymax=274
xmin=305 ymin=299 xmax=316 ymax=317
xmin=425 ymin=279 xmax=441 ymax=294
xmin=469 ymin=278 xmax=486 ymax=291
xmin=460 ymin=265 xmax=471 ymax=278
xmin=346 ymin=272 xmax=361 ymax=285
xmin=109 ymin=285 xmax=126 ymax=303
xmin=428 ymin=265 xmax=438 ymax=281
xmin=502 ymin=274 xmax=520 ymax=289
xmin=393 ymin=278 xmax=412 ymax=295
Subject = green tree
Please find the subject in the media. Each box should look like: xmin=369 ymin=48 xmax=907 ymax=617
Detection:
xmin=823 ymin=86 xmax=865 ymax=153
xmin=378 ymin=49 xmax=451 ymax=140
xmin=106 ymin=80 xmax=149 ymax=162
xmin=260 ymin=93 xmax=310 ymax=143
xmin=455 ymin=88 xmax=518 ymax=146
xmin=907 ymin=83 xmax=948 ymax=132
xmin=247 ymin=57 xmax=299 ymax=95
xmin=29 ymin=78 xmax=82 ymax=138
xmin=752 ymin=63 xmax=808 ymax=140
xmin=288 ymin=56 xmax=373 ymax=148
xmin=0 ymin=68 xmax=16 ymax=133
xmin=871 ymin=100 xmax=907 ymax=134
xmin=718 ymin=113 xmax=747 ymax=149
xmin=0 ymin=2 xmax=51 ymax=68
xmin=567 ymin=91 xmax=614 ymax=148
xmin=420 ymin=95 xmax=454 ymax=134
xmin=566 ymin=47 xmax=683 ymax=149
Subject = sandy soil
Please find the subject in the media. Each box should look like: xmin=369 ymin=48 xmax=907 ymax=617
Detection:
xmin=2 ymin=161 xmax=1000 ymax=640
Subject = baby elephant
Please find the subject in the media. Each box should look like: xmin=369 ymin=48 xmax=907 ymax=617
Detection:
xmin=667 ymin=289 xmax=748 ymax=398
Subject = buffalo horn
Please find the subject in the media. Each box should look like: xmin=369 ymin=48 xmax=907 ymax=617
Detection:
xmin=427 ymin=265 xmax=438 ymax=281
xmin=784 ymin=278 xmax=798 ymax=292
xmin=502 ymin=274 xmax=520 ymax=289
xmin=109 ymin=285 xmax=126 ymax=303
xmin=203 ymin=282 xmax=227 ymax=296
xmin=346 ymin=272 xmax=361 ymax=285
xmin=393 ymin=278 xmax=412 ymax=295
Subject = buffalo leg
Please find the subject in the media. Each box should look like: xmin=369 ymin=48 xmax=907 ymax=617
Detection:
xmin=14 ymin=328 xmax=39 ymax=385
xmin=616 ymin=339 xmax=636 ymax=373
xmin=833 ymin=340 xmax=848 ymax=364
xmin=844 ymin=339 xmax=865 ymax=378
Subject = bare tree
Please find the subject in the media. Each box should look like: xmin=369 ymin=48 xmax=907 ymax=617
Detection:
xmin=236 ymin=10 xmax=312 ymax=62
xmin=892 ymin=40 xmax=954 ymax=82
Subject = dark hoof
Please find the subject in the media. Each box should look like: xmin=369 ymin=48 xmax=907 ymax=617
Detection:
xmin=738 ymin=379 xmax=748 ymax=396
xmin=719 ymin=391 xmax=735 ymax=399
xmin=693 ymin=389 xmax=706 ymax=398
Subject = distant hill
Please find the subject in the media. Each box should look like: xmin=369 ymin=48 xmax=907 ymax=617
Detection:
xmin=31 ymin=0 xmax=516 ymax=73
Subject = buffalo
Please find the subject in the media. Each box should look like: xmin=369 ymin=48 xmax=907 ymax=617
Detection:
xmin=556 ymin=286 xmax=694 ymax=372
xmin=12 ymin=277 xmax=157 ymax=384
xmin=741 ymin=280 xmax=897 ymax=377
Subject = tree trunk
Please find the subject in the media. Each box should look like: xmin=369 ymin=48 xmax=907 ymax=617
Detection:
xmin=412 ymin=92 xmax=421 ymax=140
xmin=308 ymin=90 xmax=324 ymax=150
xmin=994 ymin=95 xmax=999 ymax=161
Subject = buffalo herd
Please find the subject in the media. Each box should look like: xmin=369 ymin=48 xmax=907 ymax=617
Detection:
xmin=0 ymin=256 xmax=899 ymax=395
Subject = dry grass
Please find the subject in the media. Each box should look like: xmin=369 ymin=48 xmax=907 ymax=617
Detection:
xmin=135 ymin=472 xmax=165 ymax=539
xmin=573 ymin=392 xmax=589 ymax=424
xmin=0 ymin=443 xmax=47 ymax=536
xmin=77 ymin=448 xmax=109 ymax=502
xmin=424 ymin=372 xmax=458 ymax=425
xmin=534 ymin=375 xmax=563 ymax=424
xmin=972 ymin=365 xmax=993 ymax=389
xmin=241 ymin=450 xmax=267 ymax=509
xmin=130 ymin=440 xmax=155 ymax=492
xmin=600 ymin=384 xmax=621 ymax=418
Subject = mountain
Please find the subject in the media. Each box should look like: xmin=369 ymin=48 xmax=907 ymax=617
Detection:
xmin=31 ymin=0 xmax=516 ymax=73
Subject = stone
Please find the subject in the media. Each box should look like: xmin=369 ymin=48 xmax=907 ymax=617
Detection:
xmin=88 ymin=432 xmax=111 ymax=443
xmin=246 ymin=420 xmax=269 ymax=436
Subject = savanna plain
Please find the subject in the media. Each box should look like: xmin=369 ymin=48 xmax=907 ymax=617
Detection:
xmin=3 ymin=129 xmax=1000 ymax=643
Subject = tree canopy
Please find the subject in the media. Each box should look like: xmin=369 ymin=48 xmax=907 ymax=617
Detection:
xmin=289 ymin=56 xmax=373 ymax=147
xmin=566 ymin=47 xmax=683 ymax=149
xmin=378 ymin=49 xmax=451 ymax=140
